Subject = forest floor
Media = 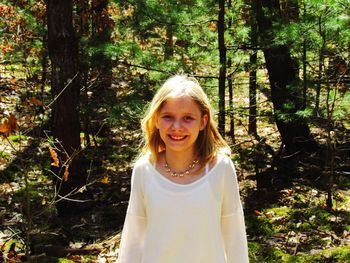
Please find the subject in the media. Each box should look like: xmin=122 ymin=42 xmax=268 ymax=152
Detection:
xmin=1 ymin=128 xmax=350 ymax=263
xmin=1 ymin=72 xmax=350 ymax=262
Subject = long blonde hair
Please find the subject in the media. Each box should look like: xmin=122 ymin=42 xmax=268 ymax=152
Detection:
xmin=141 ymin=75 xmax=230 ymax=163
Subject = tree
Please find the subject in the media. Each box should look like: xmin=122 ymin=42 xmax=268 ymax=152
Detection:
xmin=248 ymin=0 xmax=258 ymax=137
xmin=91 ymin=0 xmax=113 ymax=90
xmin=218 ymin=0 xmax=226 ymax=137
xmin=78 ymin=0 xmax=115 ymax=146
xmin=47 ymin=0 xmax=85 ymax=215
xmin=256 ymin=0 xmax=318 ymax=157
xmin=227 ymin=0 xmax=235 ymax=142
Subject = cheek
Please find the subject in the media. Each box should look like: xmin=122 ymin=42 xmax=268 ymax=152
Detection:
xmin=157 ymin=119 xmax=171 ymax=130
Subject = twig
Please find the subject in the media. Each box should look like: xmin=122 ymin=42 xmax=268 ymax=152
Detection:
xmin=46 ymin=72 xmax=79 ymax=108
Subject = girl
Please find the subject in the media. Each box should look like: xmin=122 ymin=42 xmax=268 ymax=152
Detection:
xmin=117 ymin=75 xmax=249 ymax=263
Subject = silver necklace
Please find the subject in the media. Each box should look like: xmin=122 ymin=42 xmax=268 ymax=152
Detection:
xmin=164 ymin=159 xmax=199 ymax=177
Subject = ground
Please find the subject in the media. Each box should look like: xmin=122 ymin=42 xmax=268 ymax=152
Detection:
xmin=1 ymin=72 xmax=350 ymax=262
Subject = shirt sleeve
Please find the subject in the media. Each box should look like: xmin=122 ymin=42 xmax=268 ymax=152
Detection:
xmin=221 ymin=159 xmax=249 ymax=263
xmin=117 ymin=163 xmax=147 ymax=263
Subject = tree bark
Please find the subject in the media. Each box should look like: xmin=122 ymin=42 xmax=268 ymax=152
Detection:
xmin=218 ymin=0 xmax=226 ymax=137
xmin=91 ymin=0 xmax=113 ymax=91
xmin=256 ymin=0 xmax=318 ymax=155
xmin=227 ymin=0 xmax=235 ymax=142
xmin=47 ymin=0 xmax=84 ymax=215
xmin=248 ymin=51 xmax=258 ymax=136
xmin=316 ymin=16 xmax=326 ymax=114
xmin=248 ymin=0 xmax=258 ymax=137
xmin=165 ymin=25 xmax=174 ymax=60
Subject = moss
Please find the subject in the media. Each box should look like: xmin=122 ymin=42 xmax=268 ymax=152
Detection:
xmin=246 ymin=213 xmax=275 ymax=236
xmin=248 ymin=244 xmax=296 ymax=263
xmin=248 ymin=243 xmax=350 ymax=263
xmin=295 ymin=246 xmax=350 ymax=262
xmin=266 ymin=206 xmax=292 ymax=216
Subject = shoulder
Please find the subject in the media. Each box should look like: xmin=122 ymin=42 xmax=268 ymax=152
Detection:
xmin=213 ymin=153 xmax=237 ymax=183
xmin=129 ymin=155 xmax=152 ymax=189
xmin=215 ymin=153 xmax=235 ymax=169
xmin=131 ymin=155 xmax=152 ymax=179
xmin=207 ymin=154 xmax=237 ymax=199
xmin=133 ymin=154 xmax=151 ymax=169
xmin=207 ymin=153 xmax=235 ymax=182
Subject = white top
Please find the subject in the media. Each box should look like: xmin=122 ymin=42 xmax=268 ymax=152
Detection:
xmin=117 ymin=154 xmax=249 ymax=263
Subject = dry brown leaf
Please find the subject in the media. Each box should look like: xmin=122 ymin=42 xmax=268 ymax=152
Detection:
xmin=101 ymin=175 xmax=110 ymax=184
xmin=30 ymin=96 xmax=44 ymax=106
xmin=63 ymin=165 xmax=69 ymax=181
xmin=49 ymin=147 xmax=60 ymax=167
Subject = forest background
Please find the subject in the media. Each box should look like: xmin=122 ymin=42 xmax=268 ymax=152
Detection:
xmin=0 ymin=0 xmax=350 ymax=262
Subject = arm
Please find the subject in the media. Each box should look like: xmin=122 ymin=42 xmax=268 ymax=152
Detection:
xmin=221 ymin=159 xmax=249 ymax=263
xmin=117 ymin=165 xmax=147 ymax=263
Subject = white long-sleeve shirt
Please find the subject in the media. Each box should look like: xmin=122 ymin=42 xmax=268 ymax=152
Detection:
xmin=117 ymin=154 xmax=249 ymax=263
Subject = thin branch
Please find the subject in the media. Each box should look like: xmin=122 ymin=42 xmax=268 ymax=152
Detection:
xmin=46 ymin=72 xmax=79 ymax=108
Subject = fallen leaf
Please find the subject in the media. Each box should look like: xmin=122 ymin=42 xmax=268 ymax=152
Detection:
xmin=67 ymin=255 xmax=82 ymax=261
xmin=30 ymin=97 xmax=44 ymax=106
xmin=101 ymin=175 xmax=110 ymax=184
xmin=0 ymin=121 xmax=9 ymax=136
xmin=254 ymin=210 xmax=264 ymax=216
xmin=0 ymin=114 xmax=17 ymax=137
xmin=8 ymin=114 xmax=17 ymax=132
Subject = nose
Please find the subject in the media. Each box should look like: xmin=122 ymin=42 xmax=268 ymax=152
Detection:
xmin=172 ymin=119 xmax=183 ymax=130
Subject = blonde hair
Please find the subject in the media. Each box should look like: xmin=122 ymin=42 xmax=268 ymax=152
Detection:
xmin=141 ymin=75 xmax=230 ymax=163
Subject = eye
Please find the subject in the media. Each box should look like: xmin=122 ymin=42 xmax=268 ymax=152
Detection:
xmin=183 ymin=116 xmax=194 ymax=122
xmin=161 ymin=115 xmax=172 ymax=120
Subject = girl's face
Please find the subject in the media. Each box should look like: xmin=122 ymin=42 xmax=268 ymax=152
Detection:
xmin=156 ymin=96 xmax=208 ymax=155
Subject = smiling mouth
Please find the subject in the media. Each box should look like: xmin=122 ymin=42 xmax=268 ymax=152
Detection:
xmin=168 ymin=135 xmax=187 ymax=141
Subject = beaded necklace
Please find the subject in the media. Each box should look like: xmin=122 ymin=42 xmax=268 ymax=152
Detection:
xmin=164 ymin=159 xmax=199 ymax=177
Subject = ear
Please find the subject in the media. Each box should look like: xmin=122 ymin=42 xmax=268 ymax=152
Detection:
xmin=200 ymin=114 xmax=208 ymax=130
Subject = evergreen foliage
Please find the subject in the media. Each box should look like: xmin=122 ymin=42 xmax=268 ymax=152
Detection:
xmin=0 ymin=0 xmax=350 ymax=261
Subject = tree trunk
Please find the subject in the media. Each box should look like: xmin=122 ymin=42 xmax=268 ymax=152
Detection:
xmin=227 ymin=0 xmax=235 ymax=142
xmin=302 ymin=38 xmax=307 ymax=108
xmin=218 ymin=0 xmax=226 ymax=137
xmin=316 ymin=16 xmax=326 ymax=114
xmin=248 ymin=51 xmax=258 ymax=137
xmin=248 ymin=0 xmax=258 ymax=137
xmin=228 ymin=71 xmax=235 ymax=142
xmin=302 ymin=3 xmax=307 ymax=109
xmin=91 ymin=0 xmax=113 ymax=91
xmin=165 ymin=25 xmax=174 ymax=60
xmin=256 ymin=0 xmax=318 ymax=156
xmin=47 ymin=0 xmax=84 ymax=215
xmin=76 ymin=0 xmax=93 ymax=147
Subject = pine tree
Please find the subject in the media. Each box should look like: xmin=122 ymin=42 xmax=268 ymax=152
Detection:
xmin=256 ymin=0 xmax=318 ymax=157
xmin=47 ymin=0 xmax=85 ymax=216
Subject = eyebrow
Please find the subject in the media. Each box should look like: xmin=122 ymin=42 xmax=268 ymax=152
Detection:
xmin=160 ymin=111 xmax=197 ymax=116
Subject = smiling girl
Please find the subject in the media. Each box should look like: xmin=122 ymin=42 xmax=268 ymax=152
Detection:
xmin=117 ymin=75 xmax=249 ymax=263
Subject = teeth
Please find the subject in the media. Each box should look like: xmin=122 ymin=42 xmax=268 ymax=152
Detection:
xmin=170 ymin=135 xmax=185 ymax=140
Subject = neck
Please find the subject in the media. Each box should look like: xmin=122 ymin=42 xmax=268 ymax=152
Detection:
xmin=164 ymin=150 xmax=197 ymax=171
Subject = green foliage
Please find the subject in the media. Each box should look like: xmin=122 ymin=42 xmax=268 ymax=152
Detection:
xmin=247 ymin=182 xmax=350 ymax=261
xmin=332 ymin=91 xmax=350 ymax=120
xmin=248 ymin=242 xmax=295 ymax=262
xmin=274 ymin=22 xmax=300 ymax=46
xmin=8 ymin=134 xmax=27 ymax=143
xmin=246 ymin=213 xmax=275 ymax=236
xmin=296 ymin=107 xmax=313 ymax=119
xmin=2 ymin=0 xmax=350 ymax=261
xmin=13 ymin=183 xmax=44 ymax=208
xmin=0 ymin=150 xmax=11 ymax=160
